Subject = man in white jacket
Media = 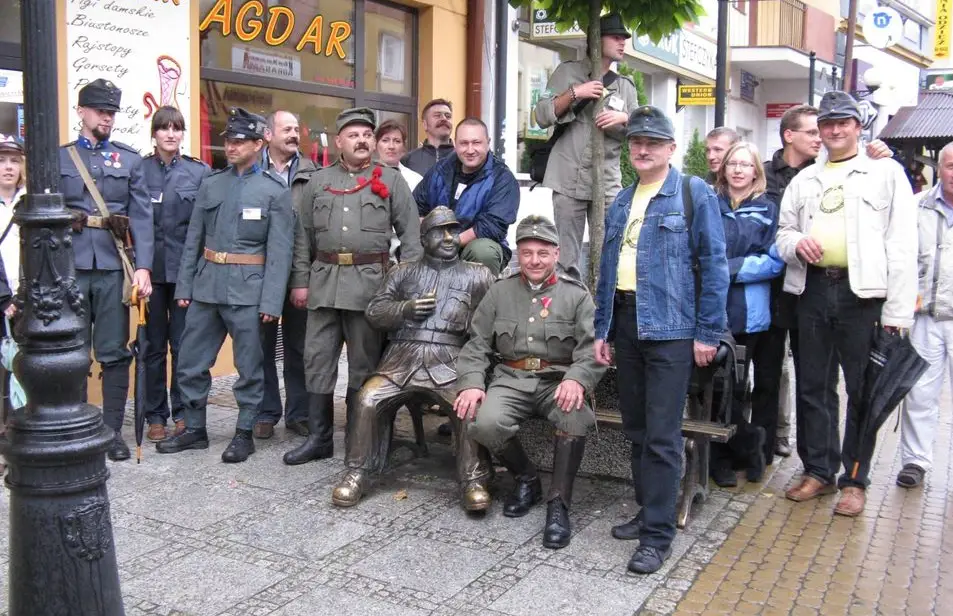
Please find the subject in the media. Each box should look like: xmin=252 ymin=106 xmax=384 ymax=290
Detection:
xmin=898 ymin=142 xmax=953 ymax=489
xmin=775 ymin=91 xmax=917 ymax=516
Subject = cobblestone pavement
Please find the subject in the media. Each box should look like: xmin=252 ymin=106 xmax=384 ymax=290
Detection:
xmin=1 ymin=366 xmax=949 ymax=615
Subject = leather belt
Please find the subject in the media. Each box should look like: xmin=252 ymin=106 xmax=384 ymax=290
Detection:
xmin=315 ymin=250 xmax=389 ymax=266
xmin=615 ymin=290 xmax=636 ymax=303
xmin=85 ymin=215 xmax=106 ymax=229
xmin=203 ymin=248 xmax=266 ymax=265
xmin=391 ymin=330 xmax=466 ymax=346
xmin=503 ymin=357 xmax=564 ymax=372
xmin=809 ymin=265 xmax=848 ymax=281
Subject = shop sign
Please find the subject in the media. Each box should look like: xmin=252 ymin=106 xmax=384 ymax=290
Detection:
xmin=740 ymin=70 xmax=758 ymax=103
xmin=632 ymin=33 xmax=679 ymax=66
xmin=677 ymin=85 xmax=715 ymax=106
xmin=231 ymin=45 xmax=301 ymax=80
xmin=0 ymin=70 xmax=23 ymax=104
xmin=926 ymin=73 xmax=953 ymax=90
xmin=200 ymin=0 xmax=353 ymax=59
xmin=766 ymin=103 xmax=799 ymax=118
xmin=679 ymin=31 xmax=717 ymax=81
xmin=529 ymin=6 xmax=584 ymax=40
xmin=936 ymin=0 xmax=952 ymax=59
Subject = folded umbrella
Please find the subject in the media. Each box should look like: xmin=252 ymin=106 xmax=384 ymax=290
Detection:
xmin=849 ymin=327 xmax=929 ymax=479
xmin=130 ymin=286 xmax=149 ymax=464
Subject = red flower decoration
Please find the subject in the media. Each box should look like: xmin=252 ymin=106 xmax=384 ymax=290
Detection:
xmin=324 ymin=165 xmax=390 ymax=198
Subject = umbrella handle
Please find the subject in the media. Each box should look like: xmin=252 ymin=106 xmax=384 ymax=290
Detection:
xmin=130 ymin=285 xmax=147 ymax=326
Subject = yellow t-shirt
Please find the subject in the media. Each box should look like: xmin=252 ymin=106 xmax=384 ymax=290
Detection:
xmin=810 ymin=160 xmax=851 ymax=268
xmin=617 ymin=180 xmax=664 ymax=291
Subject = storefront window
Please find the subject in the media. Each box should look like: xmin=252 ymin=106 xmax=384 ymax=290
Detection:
xmin=365 ymin=1 xmax=414 ymax=97
xmin=0 ymin=69 xmax=23 ymax=138
xmin=516 ymin=39 xmax=575 ymax=174
xmin=0 ymin=1 xmax=20 ymax=45
xmin=201 ymin=79 xmax=351 ymax=169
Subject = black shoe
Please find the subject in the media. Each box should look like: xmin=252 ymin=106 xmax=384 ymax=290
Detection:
xmin=503 ymin=475 xmax=542 ymax=517
xmin=156 ymin=428 xmax=210 ymax=453
xmin=775 ymin=437 xmax=792 ymax=458
xmin=611 ymin=510 xmax=644 ymax=541
xmin=222 ymin=430 xmax=255 ymax=463
xmin=283 ymin=393 xmax=334 ymax=465
xmin=627 ymin=545 xmax=672 ymax=575
xmin=711 ymin=465 xmax=738 ymax=488
xmin=747 ymin=427 xmax=766 ymax=483
xmin=437 ymin=421 xmax=452 ymax=437
xmin=542 ymin=497 xmax=572 ymax=549
xmin=107 ymin=434 xmax=131 ymax=462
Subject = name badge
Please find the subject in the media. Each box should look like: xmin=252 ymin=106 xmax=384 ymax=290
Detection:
xmin=151 ymin=192 xmax=163 ymax=204
xmin=242 ymin=208 xmax=262 ymax=220
xmin=607 ymin=95 xmax=625 ymax=112
xmin=454 ymin=184 xmax=467 ymax=200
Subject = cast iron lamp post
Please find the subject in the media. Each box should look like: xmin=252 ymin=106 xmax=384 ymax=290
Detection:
xmin=0 ymin=1 xmax=125 ymax=614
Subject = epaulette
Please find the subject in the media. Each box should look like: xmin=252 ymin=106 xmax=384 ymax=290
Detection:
xmin=182 ymin=154 xmax=209 ymax=168
xmin=207 ymin=167 xmax=229 ymax=177
xmin=61 ymin=141 xmax=78 ymax=148
xmin=111 ymin=141 xmax=142 ymax=155
xmin=557 ymin=271 xmax=589 ymax=291
xmin=142 ymin=152 xmax=155 ymax=160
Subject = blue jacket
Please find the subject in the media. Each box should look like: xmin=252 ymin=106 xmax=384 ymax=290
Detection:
xmin=413 ymin=152 xmax=519 ymax=263
xmin=594 ymin=168 xmax=729 ymax=347
xmin=720 ymin=193 xmax=784 ymax=335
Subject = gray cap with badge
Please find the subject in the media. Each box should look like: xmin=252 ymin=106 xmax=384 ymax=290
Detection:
xmin=817 ymin=90 xmax=862 ymax=124
xmin=515 ymin=215 xmax=559 ymax=246
xmin=626 ymin=105 xmax=675 ymax=141
xmin=336 ymin=107 xmax=377 ymax=132
xmin=78 ymin=78 xmax=122 ymax=112
xmin=221 ymin=107 xmax=266 ymax=140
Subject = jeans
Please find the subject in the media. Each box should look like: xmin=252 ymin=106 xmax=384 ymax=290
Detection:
xmin=144 ymin=282 xmax=187 ymax=425
xmin=258 ymin=297 xmax=308 ymax=426
xmin=797 ymin=267 xmax=882 ymax=489
xmin=613 ymin=296 xmax=694 ymax=550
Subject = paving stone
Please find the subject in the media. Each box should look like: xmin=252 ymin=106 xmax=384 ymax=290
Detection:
xmin=113 ymin=527 xmax=168 ymax=564
xmin=271 ymin=584 xmax=430 ymax=616
xmin=489 ymin=564 xmax=653 ymax=615
xmin=427 ymin=497 xmax=546 ymax=545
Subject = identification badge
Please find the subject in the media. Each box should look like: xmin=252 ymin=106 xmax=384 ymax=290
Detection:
xmin=151 ymin=192 xmax=163 ymax=204
xmin=242 ymin=208 xmax=262 ymax=220
xmin=607 ymin=95 xmax=625 ymax=112
xmin=454 ymin=183 xmax=467 ymax=201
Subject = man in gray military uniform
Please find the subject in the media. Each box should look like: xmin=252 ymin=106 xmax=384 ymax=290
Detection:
xmin=60 ymin=78 xmax=154 ymax=461
xmin=533 ymin=13 xmax=639 ymax=274
xmin=157 ymin=107 xmax=294 ymax=463
xmin=455 ymin=215 xmax=606 ymax=549
xmin=284 ymin=107 xmax=422 ymax=466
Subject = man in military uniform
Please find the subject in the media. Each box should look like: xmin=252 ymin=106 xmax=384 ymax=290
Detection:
xmin=60 ymin=78 xmax=154 ymax=461
xmin=455 ymin=215 xmax=606 ymax=549
xmin=157 ymin=107 xmax=294 ymax=463
xmin=284 ymin=107 xmax=422 ymax=466
xmin=332 ymin=207 xmax=495 ymax=510
xmin=141 ymin=105 xmax=210 ymax=442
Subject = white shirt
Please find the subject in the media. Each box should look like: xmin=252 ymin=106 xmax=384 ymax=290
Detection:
xmin=0 ymin=186 xmax=24 ymax=293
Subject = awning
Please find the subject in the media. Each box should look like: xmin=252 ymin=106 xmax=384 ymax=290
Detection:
xmin=879 ymin=90 xmax=953 ymax=149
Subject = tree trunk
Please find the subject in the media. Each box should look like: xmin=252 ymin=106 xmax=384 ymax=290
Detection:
xmin=842 ymin=0 xmax=858 ymax=90
xmin=586 ymin=0 xmax=604 ymax=292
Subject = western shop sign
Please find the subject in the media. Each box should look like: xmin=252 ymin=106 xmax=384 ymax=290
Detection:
xmin=200 ymin=0 xmax=353 ymax=58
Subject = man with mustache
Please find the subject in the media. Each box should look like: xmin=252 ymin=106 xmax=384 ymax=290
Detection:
xmin=402 ymin=99 xmax=455 ymax=176
xmin=255 ymin=110 xmax=319 ymax=442
xmin=284 ymin=108 xmax=422 ymax=466
xmin=59 ymin=78 xmax=154 ymax=462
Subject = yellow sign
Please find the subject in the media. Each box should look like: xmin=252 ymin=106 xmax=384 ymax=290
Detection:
xmin=200 ymin=0 xmax=353 ymax=59
xmin=936 ymin=0 xmax=952 ymax=59
xmin=677 ymin=85 xmax=715 ymax=106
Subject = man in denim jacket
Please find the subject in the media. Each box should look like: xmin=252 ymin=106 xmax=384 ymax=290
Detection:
xmin=593 ymin=106 xmax=728 ymax=574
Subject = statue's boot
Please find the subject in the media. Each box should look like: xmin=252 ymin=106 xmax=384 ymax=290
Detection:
xmin=332 ymin=469 xmax=368 ymax=507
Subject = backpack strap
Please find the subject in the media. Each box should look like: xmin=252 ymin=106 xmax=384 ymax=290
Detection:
xmin=682 ymin=175 xmax=701 ymax=298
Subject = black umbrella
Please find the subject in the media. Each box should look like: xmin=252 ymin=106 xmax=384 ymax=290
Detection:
xmin=849 ymin=327 xmax=929 ymax=480
xmin=130 ymin=286 xmax=149 ymax=464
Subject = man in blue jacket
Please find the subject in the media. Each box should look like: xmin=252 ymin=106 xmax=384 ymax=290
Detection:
xmin=414 ymin=118 xmax=519 ymax=276
xmin=593 ymin=106 xmax=729 ymax=574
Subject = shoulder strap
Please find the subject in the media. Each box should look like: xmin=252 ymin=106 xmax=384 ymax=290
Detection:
xmin=682 ymin=175 xmax=701 ymax=299
xmin=67 ymin=145 xmax=111 ymax=219
xmin=549 ymin=70 xmax=622 ymax=145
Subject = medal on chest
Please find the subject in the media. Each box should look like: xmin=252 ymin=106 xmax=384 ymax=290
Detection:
xmin=540 ymin=296 xmax=552 ymax=319
xmin=102 ymin=151 xmax=121 ymax=168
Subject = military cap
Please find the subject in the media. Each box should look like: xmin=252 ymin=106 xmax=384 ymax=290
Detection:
xmin=817 ymin=90 xmax=862 ymax=124
xmin=421 ymin=206 xmax=461 ymax=236
xmin=220 ymin=107 xmax=266 ymax=140
xmin=78 ymin=78 xmax=122 ymax=112
xmin=515 ymin=215 xmax=559 ymax=246
xmin=600 ymin=13 xmax=631 ymax=39
xmin=626 ymin=105 xmax=675 ymax=141
xmin=0 ymin=134 xmax=24 ymax=153
xmin=336 ymin=107 xmax=376 ymax=132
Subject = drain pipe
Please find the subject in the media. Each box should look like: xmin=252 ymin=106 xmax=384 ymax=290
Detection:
xmin=466 ymin=0 xmax=485 ymax=119
xmin=493 ymin=0 xmax=508 ymax=158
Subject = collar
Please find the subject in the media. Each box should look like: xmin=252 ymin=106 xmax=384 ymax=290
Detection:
xmin=155 ymin=151 xmax=180 ymax=168
xmin=421 ymin=139 xmax=453 ymax=151
xmin=0 ymin=186 xmax=25 ymax=207
xmin=520 ymin=270 xmax=558 ymax=290
xmin=635 ymin=166 xmax=679 ymax=197
xmin=231 ymin=163 xmax=261 ymax=177
xmin=772 ymin=148 xmax=815 ymax=172
xmin=267 ymin=148 xmax=299 ymax=171
xmin=337 ymin=157 xmax=372 ymax=173
xmin=422 ymin=254 xmax=459 ymax=270
xmin=77 ymin=134 xmax=108 ymax=150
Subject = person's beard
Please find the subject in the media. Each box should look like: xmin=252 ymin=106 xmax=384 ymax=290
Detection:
xmin=92 ymin=126 xmax=112 ymax=142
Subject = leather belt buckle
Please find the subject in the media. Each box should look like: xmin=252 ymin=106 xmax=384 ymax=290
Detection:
xmin=210 ymin=250 xmax=227 ymax=264
xmin=338 ymin=252 xmax=353 ymax=266
xmin=525 ymin=357 xmax=541 ymax=371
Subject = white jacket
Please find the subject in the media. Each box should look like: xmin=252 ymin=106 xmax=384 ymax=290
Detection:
xmin=916 ymin=184 xmax=953 ymax=321
xmin=775 ymin=154 xmax=918 ymax=328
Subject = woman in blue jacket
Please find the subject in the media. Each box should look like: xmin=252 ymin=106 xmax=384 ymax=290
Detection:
xmin=710 ymin=142 xmax=784 ymax=487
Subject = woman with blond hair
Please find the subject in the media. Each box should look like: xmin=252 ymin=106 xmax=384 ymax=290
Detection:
xmin=709 ymin=141 xmax=785 ymax=487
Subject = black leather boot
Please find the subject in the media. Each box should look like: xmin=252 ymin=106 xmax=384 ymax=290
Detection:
xmin=222 ymin=429 xmax=256 ymax=463
xmin=156 ymin=428 xmax=210 ymax=453
xmin=495 ymin=438 xmax=542 ymax=518
xmin=106 ymin=433 xmax=131 ymax=462
xmin=101 ymin=361 xmax=131 ymax=462
xmin=283 ymin=393 xmax=334 ymax=465
xmin=543 ymin=435 xmax=585 ymax=549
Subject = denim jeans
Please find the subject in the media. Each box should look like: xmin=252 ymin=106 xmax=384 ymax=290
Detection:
xmin=796 ymin=267 xmax=882 ymax=489
xmin=613 ymin=296 xmax=694 ymax=550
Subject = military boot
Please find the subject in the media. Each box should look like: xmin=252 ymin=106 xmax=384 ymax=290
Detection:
xmin=221 ymin=429 xmax=255 ymax=463
xmin=156 ymin=428 xmax=210 ymax=453
xmin=332 ymin=469 xmax=368 ymax=507
xmin=495 ymin=438 xmax=542 ymax=518
xmin=101 ymin=361 xmax=131 ymax=462
xmin=543 ymin=435 xmax=585 ymax=549
xmin=283 ymin=393 xmax=334 ymax=465
xmin=461 ymin=479 xmax=491 ymax=512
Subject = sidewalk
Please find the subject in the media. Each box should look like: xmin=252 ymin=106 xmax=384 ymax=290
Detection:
xmin=1 ymin=370 xmax=950 ymax=615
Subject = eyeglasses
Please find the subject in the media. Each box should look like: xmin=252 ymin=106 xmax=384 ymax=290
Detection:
xmin=724 ymin=161 xmax=755 ymax=170
xmin=791 ymin=129 xmax=821 ymax=138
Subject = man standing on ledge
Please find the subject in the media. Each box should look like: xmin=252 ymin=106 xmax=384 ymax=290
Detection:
xmin=533 ymin=13 xmax=638 ymax=274
xmin=158 ymin=108 xmax=294 ymax=463
xmin=60 ymin=78 xmax=154 ymax=461
xmin=283 ymin=107 xmax=422 ymax=466
xmin=776 ymin=91 xmax=916 ymax=516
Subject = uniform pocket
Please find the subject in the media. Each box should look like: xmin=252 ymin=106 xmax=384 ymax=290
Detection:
xmin=102 ymin=166 xmax=131 ymax=204
xmin=198 ymin=199 xmax=223 ymax=230
xmin=240 ymin=264 xmax=264 ymax=281
xmin=174 ymin=187 xmax=199 ymax=229
xmin=439 ymin=287 xmax=472 ymax=329
xmin=61 ymin=166 xmax=85 ymax=202
xmin=237 ymin=208 xmax=270 ymax=242
xmin=543 ymin=319 xmax=576 ymax=361
xmin=493 ymin=319 xmax=518 ymax=358
xmin=312 ymin=195 xmax=332 ymax=231
xmin=361 ymin=197 xmax=389 ymax=233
